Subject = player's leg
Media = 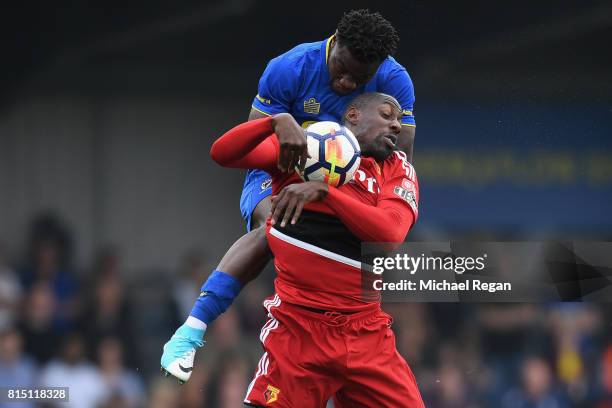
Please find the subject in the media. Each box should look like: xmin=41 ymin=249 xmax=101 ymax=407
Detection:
xmin=250 ymin=196 xmax=271 ymax=229
xmin=218 ymin=168 xmax=273 ymax=283
xmin=244 ymin=296 xmax=342 ymax=407
xmin=218 ymin=226 xmax=271 ymax=284
xmin=161 ymin=227 xmax=272 ymax=382
xmin=241 ymin=169 xmax=273 ymax=231
xmin=333 ymin=311 xmax=425 ymax=408
xmin=161 ymin=170 xmax=273 ymax=383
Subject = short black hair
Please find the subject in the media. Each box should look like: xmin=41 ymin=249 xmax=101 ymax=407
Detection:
xmin=336 ymin=9 xmax=400 ymax=63
xmin=343 ymin=92 xmax=401 ymax=120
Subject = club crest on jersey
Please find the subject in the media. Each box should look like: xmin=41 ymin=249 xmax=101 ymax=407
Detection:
xmin=264 ymin=385 xmax=280 ymax=403
xmin=402 ymin=178 xmax=413 ymax=190
xmin=303 ymin=97 xmax=320 ymax=115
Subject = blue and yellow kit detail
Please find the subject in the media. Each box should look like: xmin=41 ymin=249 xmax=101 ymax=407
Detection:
xmin=240 ymin=37 xmax=416 ymax=230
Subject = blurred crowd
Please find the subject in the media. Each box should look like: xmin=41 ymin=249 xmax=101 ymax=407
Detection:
xmin=0 ymin=214 xmax=611 ymax=408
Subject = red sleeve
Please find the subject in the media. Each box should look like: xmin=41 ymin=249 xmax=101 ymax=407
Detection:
xmin=324 ymin=153 xmax=419 ymax=243
xmin=210 ymin=117 xmax=279 ymax=174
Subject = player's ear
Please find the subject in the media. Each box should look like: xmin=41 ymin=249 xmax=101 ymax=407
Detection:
xmin=345 ymin=107 xmax=360 ymax=125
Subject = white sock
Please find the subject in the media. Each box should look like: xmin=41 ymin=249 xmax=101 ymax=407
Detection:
xmin=185 ymin=316 xmax=207 ymax=331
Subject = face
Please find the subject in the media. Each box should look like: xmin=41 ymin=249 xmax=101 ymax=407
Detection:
xmin=328 ymin=38 xmax=380 ymax=95
xmin=347 ymin=99 xmax=402 ymax=162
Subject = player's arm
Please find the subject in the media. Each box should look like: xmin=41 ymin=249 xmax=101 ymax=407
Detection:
xmin=330 ymin=152 xmax=419 ymax=242
xmin=326 ymin=181 xmax=416 ymax=242
xmin=382 ymin=66 xmax=416 ymax=161
xmin=397 ymin=125 xmax=415 ymax=162
xmin=271 ymin=181 xmax=414 ymax=242
xmin=248 ymin=55 xmax=309 ymax=172
xmin=248 ymin=109 xmax=269 ymax=121
xmin=210 ymin=117 xmax=278 ymax=172
xmin=211 ymin=114 xmax=308 ymax=174
xmin=270 ymin=177 xmax=418 ymax=243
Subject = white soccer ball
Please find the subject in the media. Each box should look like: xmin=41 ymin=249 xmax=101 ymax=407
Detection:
xmin=301 ymin=121 xmax=361 ymax=187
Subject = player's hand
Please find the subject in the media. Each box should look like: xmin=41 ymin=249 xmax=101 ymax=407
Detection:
xmin=270 ymin=182 xmax=329 ymax=227
xmin=271 ymin=113 xmax=310 ymax=174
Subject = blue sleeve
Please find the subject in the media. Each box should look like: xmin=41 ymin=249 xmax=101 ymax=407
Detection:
xmin=252 ymin=55 xmax=299 ymax=116
xmin=380 ymin=64 xmax=416 ymax=127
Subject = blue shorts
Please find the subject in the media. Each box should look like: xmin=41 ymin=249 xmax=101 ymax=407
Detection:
xmin=240 ymin=169 xmax=272 ymax=231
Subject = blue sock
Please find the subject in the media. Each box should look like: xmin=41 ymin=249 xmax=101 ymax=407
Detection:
xmin=189 ymin=270 xmax=242 ymax=326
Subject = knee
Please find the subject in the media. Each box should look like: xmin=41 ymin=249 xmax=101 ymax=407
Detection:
xmin=250 ymin=216 xmax=267 ymax=230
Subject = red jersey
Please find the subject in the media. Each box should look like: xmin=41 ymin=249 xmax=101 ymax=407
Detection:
xmin=211 ymin=118 xmax=419 ymax=312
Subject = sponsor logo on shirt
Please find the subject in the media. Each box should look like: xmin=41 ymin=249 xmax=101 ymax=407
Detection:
xmin=303 ymin=97 xmax=320 ymax=115
xmin=394 ymin=186 xmax=418 ymax=214
xmin=261 ymin=178 xmax=272 ymax=191
xmin=264 ymin=384 xmax=280 ymax=403
xmin=402 ymin=109 xmax=413 ymax=117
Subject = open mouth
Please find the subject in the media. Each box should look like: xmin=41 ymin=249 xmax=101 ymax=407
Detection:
xmin=383 ymin=134 xmax=397 ymax=148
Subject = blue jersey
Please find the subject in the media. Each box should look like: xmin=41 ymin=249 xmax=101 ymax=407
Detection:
xmin=251 ymin=37 xmax=416 ymax=128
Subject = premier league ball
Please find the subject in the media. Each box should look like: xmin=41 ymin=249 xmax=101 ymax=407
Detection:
xmin=301 ymin=121 xmax=361 ymax=187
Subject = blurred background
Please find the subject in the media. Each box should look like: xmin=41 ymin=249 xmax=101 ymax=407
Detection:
xmin=1 ymin=0 xmax=611 ymax=407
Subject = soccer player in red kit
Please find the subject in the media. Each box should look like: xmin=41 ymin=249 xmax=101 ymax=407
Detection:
xmin=210 ymin=92 xmax=424 ymax=408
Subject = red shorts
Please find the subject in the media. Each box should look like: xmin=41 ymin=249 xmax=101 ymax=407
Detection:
xmin=244 ymin=294 xmax=425 ymax=407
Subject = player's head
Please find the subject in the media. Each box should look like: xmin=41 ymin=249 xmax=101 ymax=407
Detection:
xmin=343 ymin=92 xmax=402 ymax=162
xmin=328 ymin=9 xmax=399 ymax=95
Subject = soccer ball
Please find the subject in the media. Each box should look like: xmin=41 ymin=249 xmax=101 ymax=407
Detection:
xmin=301 ymin=121 xmax=361 ymax=187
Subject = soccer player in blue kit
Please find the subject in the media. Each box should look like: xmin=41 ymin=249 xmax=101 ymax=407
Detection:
xmin=161 ymin=9 xmax=418 ymax=385
xmin=245 ymin=9 xmax=416 ymax=231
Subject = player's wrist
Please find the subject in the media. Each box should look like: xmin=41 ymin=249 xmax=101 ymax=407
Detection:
xmin=313 ymin=181 xmax=329 ymax=199
xmin=271 ymin=113 xmax=292 ymax=132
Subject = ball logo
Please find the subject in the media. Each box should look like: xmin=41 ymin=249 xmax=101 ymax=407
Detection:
xmin=324 ymin=136 xmax=344 ymax=186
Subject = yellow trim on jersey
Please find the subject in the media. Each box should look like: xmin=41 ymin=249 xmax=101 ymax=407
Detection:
xmin=402 ymin=123 xmax=416 ymax=128
xmin=325 ymin=35 xmax=334 ymax=66
xmin=256 ymin=94 xmax=271 ymax=105
xmin=251 ymin=106 xmax=272 ymax=117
